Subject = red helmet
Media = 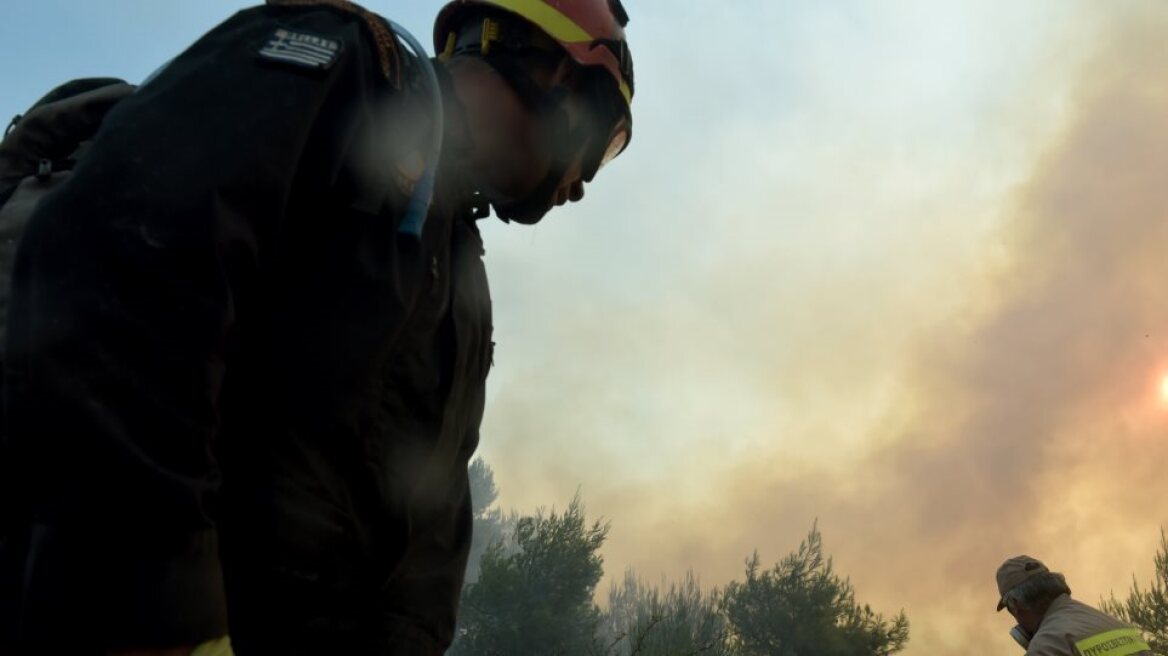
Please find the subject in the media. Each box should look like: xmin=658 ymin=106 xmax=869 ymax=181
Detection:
xmin=434 ymin=0 xmax=634 ymax=170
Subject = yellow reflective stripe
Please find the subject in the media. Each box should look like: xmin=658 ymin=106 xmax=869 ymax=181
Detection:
xmin=486 ymin=0 xmax=593 ymax=42
xmin=1074 ymin=628 xmax=1150 ymax=656
xmin=618 ymin=79 xmax=632 ymax=105
xmin=191 ymin=636 xmax=235 ymax=656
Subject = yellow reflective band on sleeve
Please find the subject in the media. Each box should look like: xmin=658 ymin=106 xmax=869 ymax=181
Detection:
xmin=191 ymin=636 xmax=235 ymax=656
xmin=1074 ymin=628 xmax=1150 ymax=656
xmin=486 ymin=0 xmax=594 ymax=43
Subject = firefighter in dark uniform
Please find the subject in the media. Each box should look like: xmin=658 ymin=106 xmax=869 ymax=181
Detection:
xmin=0 ymin=0 xmax=634 ymax=654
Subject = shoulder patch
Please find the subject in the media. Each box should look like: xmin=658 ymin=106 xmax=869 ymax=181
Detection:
xmin=265 ymin=0 xmax=402 ymax=87
xmin=257 ymin=28 xmax=342 ymax=71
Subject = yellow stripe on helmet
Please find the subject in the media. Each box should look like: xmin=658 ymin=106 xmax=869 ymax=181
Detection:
xmin=482 ymin=0 xmax=594 ymax=43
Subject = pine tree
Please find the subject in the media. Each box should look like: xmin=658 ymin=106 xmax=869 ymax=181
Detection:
xmin=464 ymin=458 xmax=516 ymax=584
xmin=721 ymin=523 xmax=909 ymax=656
xmin=602 ymin=570 xmax=732 ymax=655
xmin=451 ymin=494 xmax=609 ymax=656
xmin=1103 ymin=529 xmax=1168 ymax=653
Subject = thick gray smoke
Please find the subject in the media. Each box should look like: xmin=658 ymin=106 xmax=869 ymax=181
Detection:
xmin=478 ymin=3 xmax=1168 ymax=654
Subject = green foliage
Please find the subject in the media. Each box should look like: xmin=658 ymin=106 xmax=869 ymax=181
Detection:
xmin=455 ymin=465 xmax=910 ymax=656
xmin=452 ymin=493 xmax=610 ymax=656
xmin=602 ymin=570 xmax=733 ymax=656
xmin=1103 ymin=529 xmax=1168 ymax=653
xmin=720 ymin=523 xmax=909 ymax=656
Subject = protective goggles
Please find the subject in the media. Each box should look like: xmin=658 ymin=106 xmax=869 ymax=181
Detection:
xmin=568 ymin=68 xmax=632 ymax=182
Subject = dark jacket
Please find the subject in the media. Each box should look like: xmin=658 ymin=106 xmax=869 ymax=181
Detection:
xmin=0 ymin=3 xmax=491 ymax=654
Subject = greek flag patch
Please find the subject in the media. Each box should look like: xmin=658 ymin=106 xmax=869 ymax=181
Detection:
xmin=257 ymin=28 xmax=342 ymax=71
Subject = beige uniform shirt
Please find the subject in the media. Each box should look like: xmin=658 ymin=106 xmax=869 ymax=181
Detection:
xmin=1025 ymin=595 xmax=1151 ymax=656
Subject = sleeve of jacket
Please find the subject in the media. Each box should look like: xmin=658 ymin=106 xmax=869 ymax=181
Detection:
xmin=2 ymin=4 xmax=396 ymax=649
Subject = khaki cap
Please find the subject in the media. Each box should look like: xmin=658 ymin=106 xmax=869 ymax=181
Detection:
xmin=996 ymin=555 xmax=1050 ymax=611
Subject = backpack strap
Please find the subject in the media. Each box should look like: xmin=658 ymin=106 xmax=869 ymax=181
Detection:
xmin=265 ymin=0 xmax=403 ymax=87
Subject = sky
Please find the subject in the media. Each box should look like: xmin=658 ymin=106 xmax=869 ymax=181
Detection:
xmin=5 ymin=1 xmax=1168 ymax=654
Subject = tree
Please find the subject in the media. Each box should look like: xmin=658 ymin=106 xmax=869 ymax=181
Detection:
xmin=721 ymin=523 xmax=909 ymax=656
xmin=451 ymin=493 xmax=610 ymax=656
xmin=601 ymin=570 xmax=733 ymax=656
xmin=464 ymin=457 xmax=516 ymax=584
xmin=1103 ymin=529 xmax=1168 ymax=653
xmin=469 ymin=457 xmax=499 ymax=518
